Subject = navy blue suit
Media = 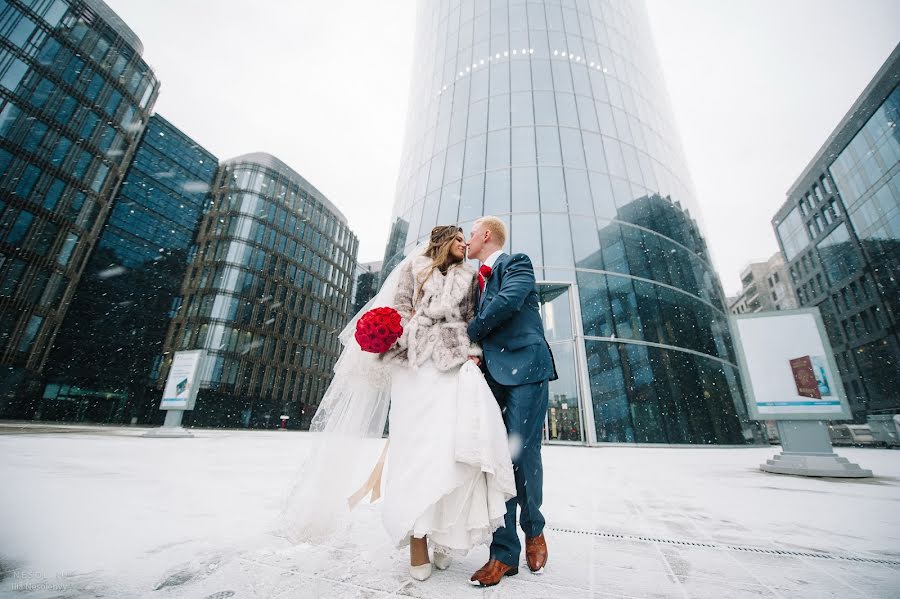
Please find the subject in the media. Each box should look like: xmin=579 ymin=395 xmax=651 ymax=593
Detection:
xmin=467 ymin=252 xmax=556 ymax=568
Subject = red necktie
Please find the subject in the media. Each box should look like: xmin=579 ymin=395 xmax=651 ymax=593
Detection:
xmin=478 ymin=264 xmax=492 ymax=293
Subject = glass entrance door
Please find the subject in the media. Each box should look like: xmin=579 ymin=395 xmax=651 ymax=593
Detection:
xmin=538 ymin=283 xmax=590 ymax=444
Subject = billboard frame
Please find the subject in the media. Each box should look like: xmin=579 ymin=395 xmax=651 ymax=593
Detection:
xmin=730 ymin=307 xmax=852 ymax=422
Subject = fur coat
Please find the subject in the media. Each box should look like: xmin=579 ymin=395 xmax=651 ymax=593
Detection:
xmin=381 ymin=255 xmax=481 ymax=371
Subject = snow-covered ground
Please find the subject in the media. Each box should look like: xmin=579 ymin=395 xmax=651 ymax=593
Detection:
xmin=1 ymin=423 xmax=898 ymax=598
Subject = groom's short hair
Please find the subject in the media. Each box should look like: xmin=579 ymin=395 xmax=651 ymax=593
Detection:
xmin=476 ymin=216 xmax=507 ymax=246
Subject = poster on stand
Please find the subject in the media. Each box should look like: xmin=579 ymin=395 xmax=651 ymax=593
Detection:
xmin=161 ymin=350 xmax=207 ymax=411
xmin=731 ymin=308 xmax=851 ymax=421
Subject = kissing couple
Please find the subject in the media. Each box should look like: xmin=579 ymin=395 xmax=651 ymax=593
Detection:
xmin=281 ymin=216 xmax=557 ymax=588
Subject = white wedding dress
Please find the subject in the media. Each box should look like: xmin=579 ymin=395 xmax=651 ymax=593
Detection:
xmin=278 ymin=244 xmax=514 ymax=559
xmin=381 ymin=360 xmax=515 ymax=556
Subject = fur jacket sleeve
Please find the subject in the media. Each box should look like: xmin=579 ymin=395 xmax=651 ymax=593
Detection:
xmin=381 ymin=256 xmax=481 ymax=371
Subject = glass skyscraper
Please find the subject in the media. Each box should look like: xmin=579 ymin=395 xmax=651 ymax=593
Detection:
xmin=774 ymin=43 xmax=898 ymax=422
xmin=382 ymin=0 xmax=754 ymax=444
xmin=0 ymin=0 xmax=158 ymax=415
xmin=161 ymin=153 xmax=359 ymax=429
xmin=38 ymin=114 xmax=217 ymax=424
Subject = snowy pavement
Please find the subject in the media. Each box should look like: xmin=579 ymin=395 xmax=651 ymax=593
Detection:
xmin=1 ymin=423 xmax=898 ymax=598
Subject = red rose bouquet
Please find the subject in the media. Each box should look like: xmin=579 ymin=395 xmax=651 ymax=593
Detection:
xmin=355 ymin=306 xmax=403 ymax=353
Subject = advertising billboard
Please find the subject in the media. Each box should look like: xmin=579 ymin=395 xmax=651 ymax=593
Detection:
xmin=731 ymin=308 xmax=851 ymax=421
xmin=160 ymin=350 xmax=207 ymax=411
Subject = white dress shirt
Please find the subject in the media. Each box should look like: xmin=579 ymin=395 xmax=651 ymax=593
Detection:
xmin=482 ymin=249 xmax=505 ymax=270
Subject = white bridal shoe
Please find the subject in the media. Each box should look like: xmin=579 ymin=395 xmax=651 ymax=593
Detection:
xmin=433 ymin=552 xmax=452 ymax=570
xmin=409 ymin=562 xmax=433 ymax=581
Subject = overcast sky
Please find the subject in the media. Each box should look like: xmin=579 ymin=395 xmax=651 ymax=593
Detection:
xmin=105 ymin=0 xmax=899 ymax=295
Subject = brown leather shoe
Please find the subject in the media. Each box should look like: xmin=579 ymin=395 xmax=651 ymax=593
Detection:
xmin=526 ymin=533 xmax=548 ymax=573
xmin=469 ymin=559 xmax=518 ymax=587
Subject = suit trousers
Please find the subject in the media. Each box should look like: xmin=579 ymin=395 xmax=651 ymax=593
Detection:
xmin=484 ymin=370 xmax=549 ymax=567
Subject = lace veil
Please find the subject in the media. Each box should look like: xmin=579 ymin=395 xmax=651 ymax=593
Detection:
xmin=277 ymin=243 xmax=427 ymax=543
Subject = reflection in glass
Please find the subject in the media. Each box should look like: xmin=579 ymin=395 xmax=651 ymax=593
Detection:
xmin=381 ymin=0 xmax=754 ymax=445
xmin=539 ymin=285 xmax=573 ymax=342
xmin=510 ymin=212 xmax=542 ymax=264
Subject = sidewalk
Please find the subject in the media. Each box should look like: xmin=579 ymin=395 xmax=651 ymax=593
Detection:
xmin=0 ymin=425 xmax=898 ymax=598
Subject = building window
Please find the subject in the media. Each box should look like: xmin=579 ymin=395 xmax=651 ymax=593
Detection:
xmin=0 ymin=55 xmax=29 ymax=92
xmin=775 ymin=206 xmax=807 ymax=261
xmin=0 ymin=259 xmax=26 ymax=296
xmin=870 ymin=307 xmax=880 ymax=328
xmin=57 ymin=233 xmax=78 ymax=266
xmin=842 ymin=320 xmax=853 ymax=340
xmin=17 ymin=315 xmax=43 ymax=352
xmin=6 ymin=210 xmax=34 ymax=244
xmin=821 ymin=176 xmax=832 ymax=194
xmin=816 ymin=223 xmax=861 ymax=285
xmin=861 ymin=277 xmax=872 ymax=300
xmin=860 ymin=311 xmax=872 ymax=334
xmin=813 ymin=184 xmax=823 ymax=201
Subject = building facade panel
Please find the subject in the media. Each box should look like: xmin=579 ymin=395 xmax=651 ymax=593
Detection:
xmin=0 ymin=0 xmax=158 ymax=414
xmin=382 ymin=0 xmax=755 ymax=444
xmin=37 ymin=114 xmax=216 ymax=424
xmin=160 ymin=153 xmax=359 ymax=429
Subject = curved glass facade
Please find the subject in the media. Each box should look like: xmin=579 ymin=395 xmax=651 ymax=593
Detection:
xmin=0 ymin=0 xmax=158 ymax=412
xmin=39 ymin=114 xmax=218 ymax=424
xmin=383 ymin=0 xmax=756 ymax=444
xmin=161 ymin=153 xmax=359 ymax=429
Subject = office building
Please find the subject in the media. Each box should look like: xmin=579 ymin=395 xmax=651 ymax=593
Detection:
xmin=159 ymin=153 xmax=359 ymax=429
xmin=0 ymin=0 xmax=158 ymax=415
xmin=773 ymin=43 xmax=899 ymax=421
xmin=381 ymin=0 xmax=757 ymax=444
xmin=39 ymin=114 xmax=217 ymax=423
xmin=728 ymin=252 xmax=798 ymax=315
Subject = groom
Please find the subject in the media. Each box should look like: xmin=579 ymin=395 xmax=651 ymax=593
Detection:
xmin=466 ymin=216 xmax=557 ymax=588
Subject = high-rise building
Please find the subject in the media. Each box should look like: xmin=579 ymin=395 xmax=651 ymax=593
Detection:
xmin=382 ymin=0 xmax=756 ymax=444
xmin=160 ymin=153 xmax=359 ymax=429
xmin=728 ymin=252 xmax=798 ymax=315
xmin=38 ymin=114 xmax=217 ymax=424
xmin=0 ymin=0 xmax=159 ymax=415
xmin=773 ymin=43 xmax=899 ymax=422
xmin=352 ymin=259 xmax=382 ymax=313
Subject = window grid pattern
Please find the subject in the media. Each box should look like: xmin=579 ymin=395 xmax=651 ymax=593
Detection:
xmin=0 ymin=0 xmax=158 ymax=384
xmin=775 ymin=82 xmax=898 ymax=419
xmin=161 ymin=157 xmax=359 ymax=430
xmin=34 ymin=114 xmax=217 ymax=424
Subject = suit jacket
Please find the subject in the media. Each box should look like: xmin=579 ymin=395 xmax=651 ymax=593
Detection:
xmin=467 ymin=252 xmax=557 ymax=386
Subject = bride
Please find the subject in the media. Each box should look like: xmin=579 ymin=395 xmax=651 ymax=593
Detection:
xmin=280 ymin=225 xmax=515 ymax=582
